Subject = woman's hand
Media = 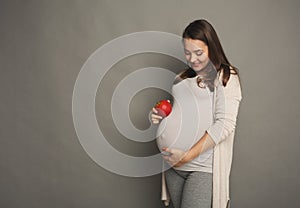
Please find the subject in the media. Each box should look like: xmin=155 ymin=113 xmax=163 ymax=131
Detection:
xmin=151 ymin=107 xmax=163 ymax=124
xmin=162 ymin=147 xmax=190 ymax=167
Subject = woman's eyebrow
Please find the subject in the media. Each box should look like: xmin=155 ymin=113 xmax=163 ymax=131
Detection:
xmin=193 ymin=49 xmax=204 ymax=52
xmin=184 ymin=48 xmax=203 ymax=52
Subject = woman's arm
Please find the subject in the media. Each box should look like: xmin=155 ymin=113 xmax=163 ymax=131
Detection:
xmin=207 ymin=73 xmax=242 ymax=144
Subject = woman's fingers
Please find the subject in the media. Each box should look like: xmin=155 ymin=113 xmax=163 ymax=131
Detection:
xmin=162 ymin=148 xmax=187 ymax=167
xmin=151 ymin=116 xmax=161 ymax=124
xmin=151 ymin=114 xmax=162 ymax=119
xmin=150 ymin=107 xmax=163 ymax=124
xmin=152 ymin=119 xmax=159 ymax=124
xmin=152 ymin=107 xmax=158 ymax=114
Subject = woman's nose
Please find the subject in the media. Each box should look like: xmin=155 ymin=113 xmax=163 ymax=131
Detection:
xmin=190 ymin=53 xmax=197 ymax=63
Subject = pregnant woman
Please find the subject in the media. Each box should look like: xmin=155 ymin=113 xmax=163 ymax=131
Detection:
xmin=151 ymin=19 xmax=242 ymax=208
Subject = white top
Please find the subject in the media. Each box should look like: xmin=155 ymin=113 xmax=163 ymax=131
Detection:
xmin=156 ymin=76 xmax=214 ymax=172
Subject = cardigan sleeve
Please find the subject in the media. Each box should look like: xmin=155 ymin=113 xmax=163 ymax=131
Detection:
xmin=206 ymin=73 xmax=242 ymax=144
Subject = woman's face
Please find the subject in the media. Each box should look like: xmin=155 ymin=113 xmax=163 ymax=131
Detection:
xmin=183 ymin=38 xmax=209 ymax=73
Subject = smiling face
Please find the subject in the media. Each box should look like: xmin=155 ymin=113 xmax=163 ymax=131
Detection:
xmin=183 ymin=38 xmax=210 ymax=74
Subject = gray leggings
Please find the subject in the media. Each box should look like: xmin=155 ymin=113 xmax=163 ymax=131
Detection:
xmin=165 ymin=168 xmax=212 ymax=208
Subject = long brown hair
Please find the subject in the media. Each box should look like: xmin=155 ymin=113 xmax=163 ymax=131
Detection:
xmin=181 ymin=19 xmax=238 ymax=87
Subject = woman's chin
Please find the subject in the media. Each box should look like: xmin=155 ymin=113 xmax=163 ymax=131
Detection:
xmin=192 ymin=66 xmax=204 ymax=72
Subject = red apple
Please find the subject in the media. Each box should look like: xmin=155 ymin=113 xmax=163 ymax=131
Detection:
xmin=155 ymin=100 xmax=172 ymax=117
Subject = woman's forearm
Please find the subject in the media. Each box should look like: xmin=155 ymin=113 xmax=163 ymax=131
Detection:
xmin=184 ymin=132 xmax=216 ymax=163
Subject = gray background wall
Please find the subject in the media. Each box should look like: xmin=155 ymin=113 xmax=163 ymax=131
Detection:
xmin=1 ymin=0 xmax=300 ymax=207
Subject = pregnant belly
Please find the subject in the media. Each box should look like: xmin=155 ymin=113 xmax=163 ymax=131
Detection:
xmin=156 ymin=105 xmax=209 ymax=152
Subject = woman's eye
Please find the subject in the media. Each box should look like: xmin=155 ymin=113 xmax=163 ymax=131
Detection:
xmin=196 ymin=52 xmax=203 ymax=56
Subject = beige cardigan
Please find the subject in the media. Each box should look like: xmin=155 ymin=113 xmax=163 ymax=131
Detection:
xmin=162 ymin=71 xmax=242 ymax=208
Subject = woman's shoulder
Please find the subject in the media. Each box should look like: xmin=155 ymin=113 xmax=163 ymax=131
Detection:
xmin=176 ymin=69 xmax=188 ymax=77
xmin=218 ymin=68 xmax=242 ymax=99
xmin=218 ymin=67 xmax=240 ymax=86
xmin=173 ymin=70 xmax=186 ymax=85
